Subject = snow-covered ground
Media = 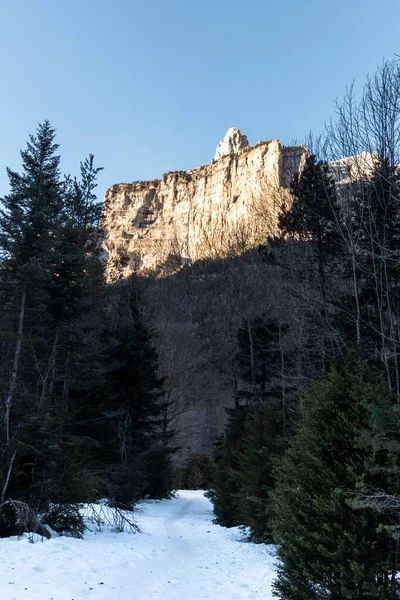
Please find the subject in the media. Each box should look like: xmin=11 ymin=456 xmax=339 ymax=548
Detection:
xmin=0 ymin=490 xmax=276 ymax=599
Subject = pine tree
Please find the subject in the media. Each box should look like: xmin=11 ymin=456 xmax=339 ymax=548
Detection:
xmin=348 ymin=160 xmax=400 ymax=392
xmin=0 ymin=123 xmax=105 ymax=524
xmin=0 ymin=121 xmax=64 ymax=505
xmin=97 ymin=279 xmax=173 ymax=504
xmin=274 ymin=154 xmax=343 ymax=374
xmin=207 ymin=406 xmax=249 ymax=527
xmin=0 ymin=120 xmax=62 ymax=269
xmin=272 ymin=358 xmax=400 ymax=600
xmin=209 ymin=316 xmax=291 ymax=530
xmin=234 ymin=401 xmax=285 ymax=543
xmin=278 ymin=154 xmax=341 ymax=285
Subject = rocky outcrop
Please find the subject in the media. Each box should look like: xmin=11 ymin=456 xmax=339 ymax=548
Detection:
xmin=102 ymin=131 xmax=307 ymax=280
xmin=213 ymin=127 xmax=249 ymax=160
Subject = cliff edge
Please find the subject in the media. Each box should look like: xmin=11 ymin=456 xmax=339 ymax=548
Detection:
xmin=102 ymin=129 xmax=307 ymax=279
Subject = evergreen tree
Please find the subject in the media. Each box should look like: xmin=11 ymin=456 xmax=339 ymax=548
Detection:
xmin=209 ymin=401 xmax=285 ymax=539
xmin=0 ymin=123 xmax=105 ymax=524
xmin=0 ymin=121 xmax=64 ymax=505
xmin=347 ymin=160 xmax=400 ymax=390
xmin=0 ymin=120 xmax=62 ymax=269
xmin=347 ymin=390 xmax=400 ymax=546
xmin=237 ymin=317 xmax=287 ymax=403
xmin=236 ymin=316 xmax=295 ymax=432
xmin=45 ymin=154 xmax=104 ymax=409
xmin=207 ymin=406 xmax=249 ymax=527
xmin=234 ymin=401 xmax=285 ymax=543
xmin=278 ymin=154 xmax=341 ymax=285
xmin=274 ymin=154 xmax=344 ymax=374
xmin=209 ymin=316 xmax=290 ymax=530
xmin=96 ymin=279 xmax=174 ymax=504
xmin=272 ymin=358 xmax=400 ymax=600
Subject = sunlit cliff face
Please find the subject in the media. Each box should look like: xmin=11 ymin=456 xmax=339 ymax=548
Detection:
xmin=213 ymin=127 xmax=249 ymax=160
xmin=101 ymin=129 xmax=307 ymax=280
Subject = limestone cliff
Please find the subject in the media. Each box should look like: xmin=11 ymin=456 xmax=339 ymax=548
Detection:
xmin=214 ymin=127 xmax=249 ymax=160
xmin=102 ymin=130 xmax=307 ymax=279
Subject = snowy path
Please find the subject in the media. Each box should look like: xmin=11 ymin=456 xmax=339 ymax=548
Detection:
xmin=0 ymin=490 xmax=276 ymax=600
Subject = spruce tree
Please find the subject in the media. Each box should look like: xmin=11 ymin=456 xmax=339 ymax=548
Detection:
xmin=97 ymin=279 xmax=173 ymax=504
xmin=275 ymin=154 xmax=343 ymax=374
xmin=0 ymin=123 xmax=104 ymax=523
xmin=278 ymin=154 xmax=341 ymax=284
xmin=272 ymin=358 xmax=400 ymax=600
xmin=207 ymin=406 xmax=249 ymax=527
xmin=209 ymin=316 xmax=290 ymax=530
xmin=347 ymin=160 xmax=400 ymax=387
xmin=0 ymin=121 xmax=64 ymax=506
xmin=235 ymin=401 xmax=285 ymax=543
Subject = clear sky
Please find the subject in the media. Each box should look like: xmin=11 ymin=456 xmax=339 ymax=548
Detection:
xmin=0 ymin=0 xmax=399 ymax=200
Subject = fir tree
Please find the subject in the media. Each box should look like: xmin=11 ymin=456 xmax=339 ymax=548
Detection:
xmin=278 ymin=154 xmax=341 ymax=285
xmin=274 ymin=154 xmax=343 ymax=374
xmin=235 ymin=401 xmax=285 ymax=543
xmin=207 ymin=406 xmax=249 ymax=527
xmin=346 ymin=160 xmax=400 ymax=389
xmin=209 ymin=316 xmax=290 ymax=530
xmin=0 ymin=123 xmax=104 ymax=523
xmin=0 ymin=120 xmax=62 ymax=269
xmin=98 ymin=279 xmax=174 ymax=504
xmin=0 ymin=121 xmax=64 ymax=504
xmin=272 ymin=358 xmax=400 ymax=600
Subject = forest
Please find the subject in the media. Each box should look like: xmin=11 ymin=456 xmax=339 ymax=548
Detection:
xmin=1 ymin=58 xmax=400 ymax=599
xmin=0 ymin=121 xmax=174 ymax=539
xmin=204 ymin=60 xmax=400 ymax=599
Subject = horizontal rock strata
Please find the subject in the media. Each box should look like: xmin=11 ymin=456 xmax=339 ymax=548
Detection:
xmin=102 ymin=132 xmax=307 ymax=279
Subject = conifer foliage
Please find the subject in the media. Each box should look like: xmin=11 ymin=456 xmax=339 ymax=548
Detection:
xmin=207 ymin=406 xmax=248 ymax=528
xmin=272 ymin=359 xmax=400 ymax=599
xmin=209 ymin=400 xmax=285 ymax=541
xmin=207 ymin=61 xmax=400 ymax=600
xmin=0 ymin=122 xmax=173 ymax=536
xmin=278 ymin=155 xmax=340 ymax=264
xmin=99 ymin=279 xmax=173 ymax=503
xmin=209 ymin=315 xmax=289 ymax=536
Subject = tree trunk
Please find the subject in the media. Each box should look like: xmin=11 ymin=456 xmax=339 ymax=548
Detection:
xmin=1 ymin=449 xmax=16 ymax=503
xmin=4 ymin=290 xmax=26 ymax=444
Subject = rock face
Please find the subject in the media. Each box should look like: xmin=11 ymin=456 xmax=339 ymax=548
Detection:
xmin=213 ymin=127 xmax=249 ymax=160
xmin=102 ymin=131 xmax=307 ymax=280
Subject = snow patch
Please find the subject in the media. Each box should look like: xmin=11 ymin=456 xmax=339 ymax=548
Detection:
xmin=0 ymin=490 xmax=276 ymax=599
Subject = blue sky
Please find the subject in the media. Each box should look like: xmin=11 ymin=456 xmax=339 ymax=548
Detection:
xmin=0 ymin=0 xmax=399 ymax=200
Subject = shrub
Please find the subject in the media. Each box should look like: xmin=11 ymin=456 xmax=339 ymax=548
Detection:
xmin=44 ymin=504 xmax=86 ymax=538
xmin=0 ymin=500 xmax=50 ymax=538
